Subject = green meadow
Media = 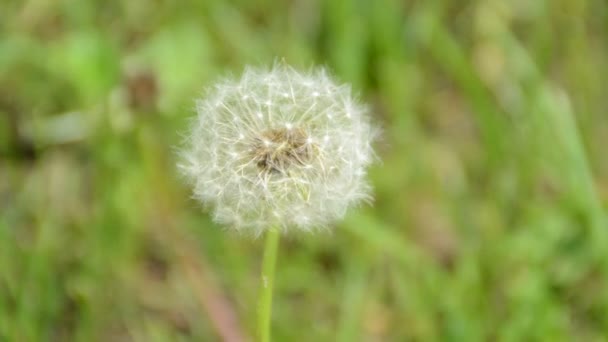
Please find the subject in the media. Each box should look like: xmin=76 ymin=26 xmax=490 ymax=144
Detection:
xmin=1 ymin=0 xmax=608 ymax=340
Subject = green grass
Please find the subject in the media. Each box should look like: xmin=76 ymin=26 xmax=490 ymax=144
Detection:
xmin=1 ymin=0 xmax=608 ymax=340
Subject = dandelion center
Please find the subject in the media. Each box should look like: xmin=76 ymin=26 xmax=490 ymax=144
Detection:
xmin=250 ymin=127 xmax=314 ymax=174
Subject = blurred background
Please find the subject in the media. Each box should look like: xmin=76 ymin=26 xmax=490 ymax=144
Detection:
xmin=1 ymin=0 xmax=608 ymax=341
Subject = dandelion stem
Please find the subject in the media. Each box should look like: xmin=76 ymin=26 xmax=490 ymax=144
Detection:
xmin=258 ymin=228 xmax=280 ymax=342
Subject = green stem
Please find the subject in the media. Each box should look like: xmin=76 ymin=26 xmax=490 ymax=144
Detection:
xmin=258 ymin=228 xmax=280 ymax=342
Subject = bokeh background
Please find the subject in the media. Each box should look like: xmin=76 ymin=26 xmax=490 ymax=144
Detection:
xmin=2 ymin=0 xmax=608 ymax=341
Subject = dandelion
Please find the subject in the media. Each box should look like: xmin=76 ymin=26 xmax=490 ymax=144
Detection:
xmin=180 ymin=64 xmax=376 ymax=235
xmin=179 ymin=63 xmax=377 ymax=341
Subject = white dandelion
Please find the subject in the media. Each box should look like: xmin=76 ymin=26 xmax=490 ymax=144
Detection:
xmin=179 ymin=63 xmax=377 ymax=235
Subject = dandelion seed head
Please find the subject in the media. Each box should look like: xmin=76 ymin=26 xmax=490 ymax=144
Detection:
xmin=180 ymin=63 xmax=377 ymax=235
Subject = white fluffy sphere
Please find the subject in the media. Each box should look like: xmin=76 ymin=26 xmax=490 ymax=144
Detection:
xmin=179 ymin=64 xmax=377 ymax=235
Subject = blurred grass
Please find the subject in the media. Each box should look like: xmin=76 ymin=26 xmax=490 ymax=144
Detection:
xmin=1 ymin=0 xmax=608 ymax=341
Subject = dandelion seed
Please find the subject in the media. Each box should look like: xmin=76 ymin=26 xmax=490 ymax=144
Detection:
xmin=179 ymin=63 xmax=377 ymax=235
